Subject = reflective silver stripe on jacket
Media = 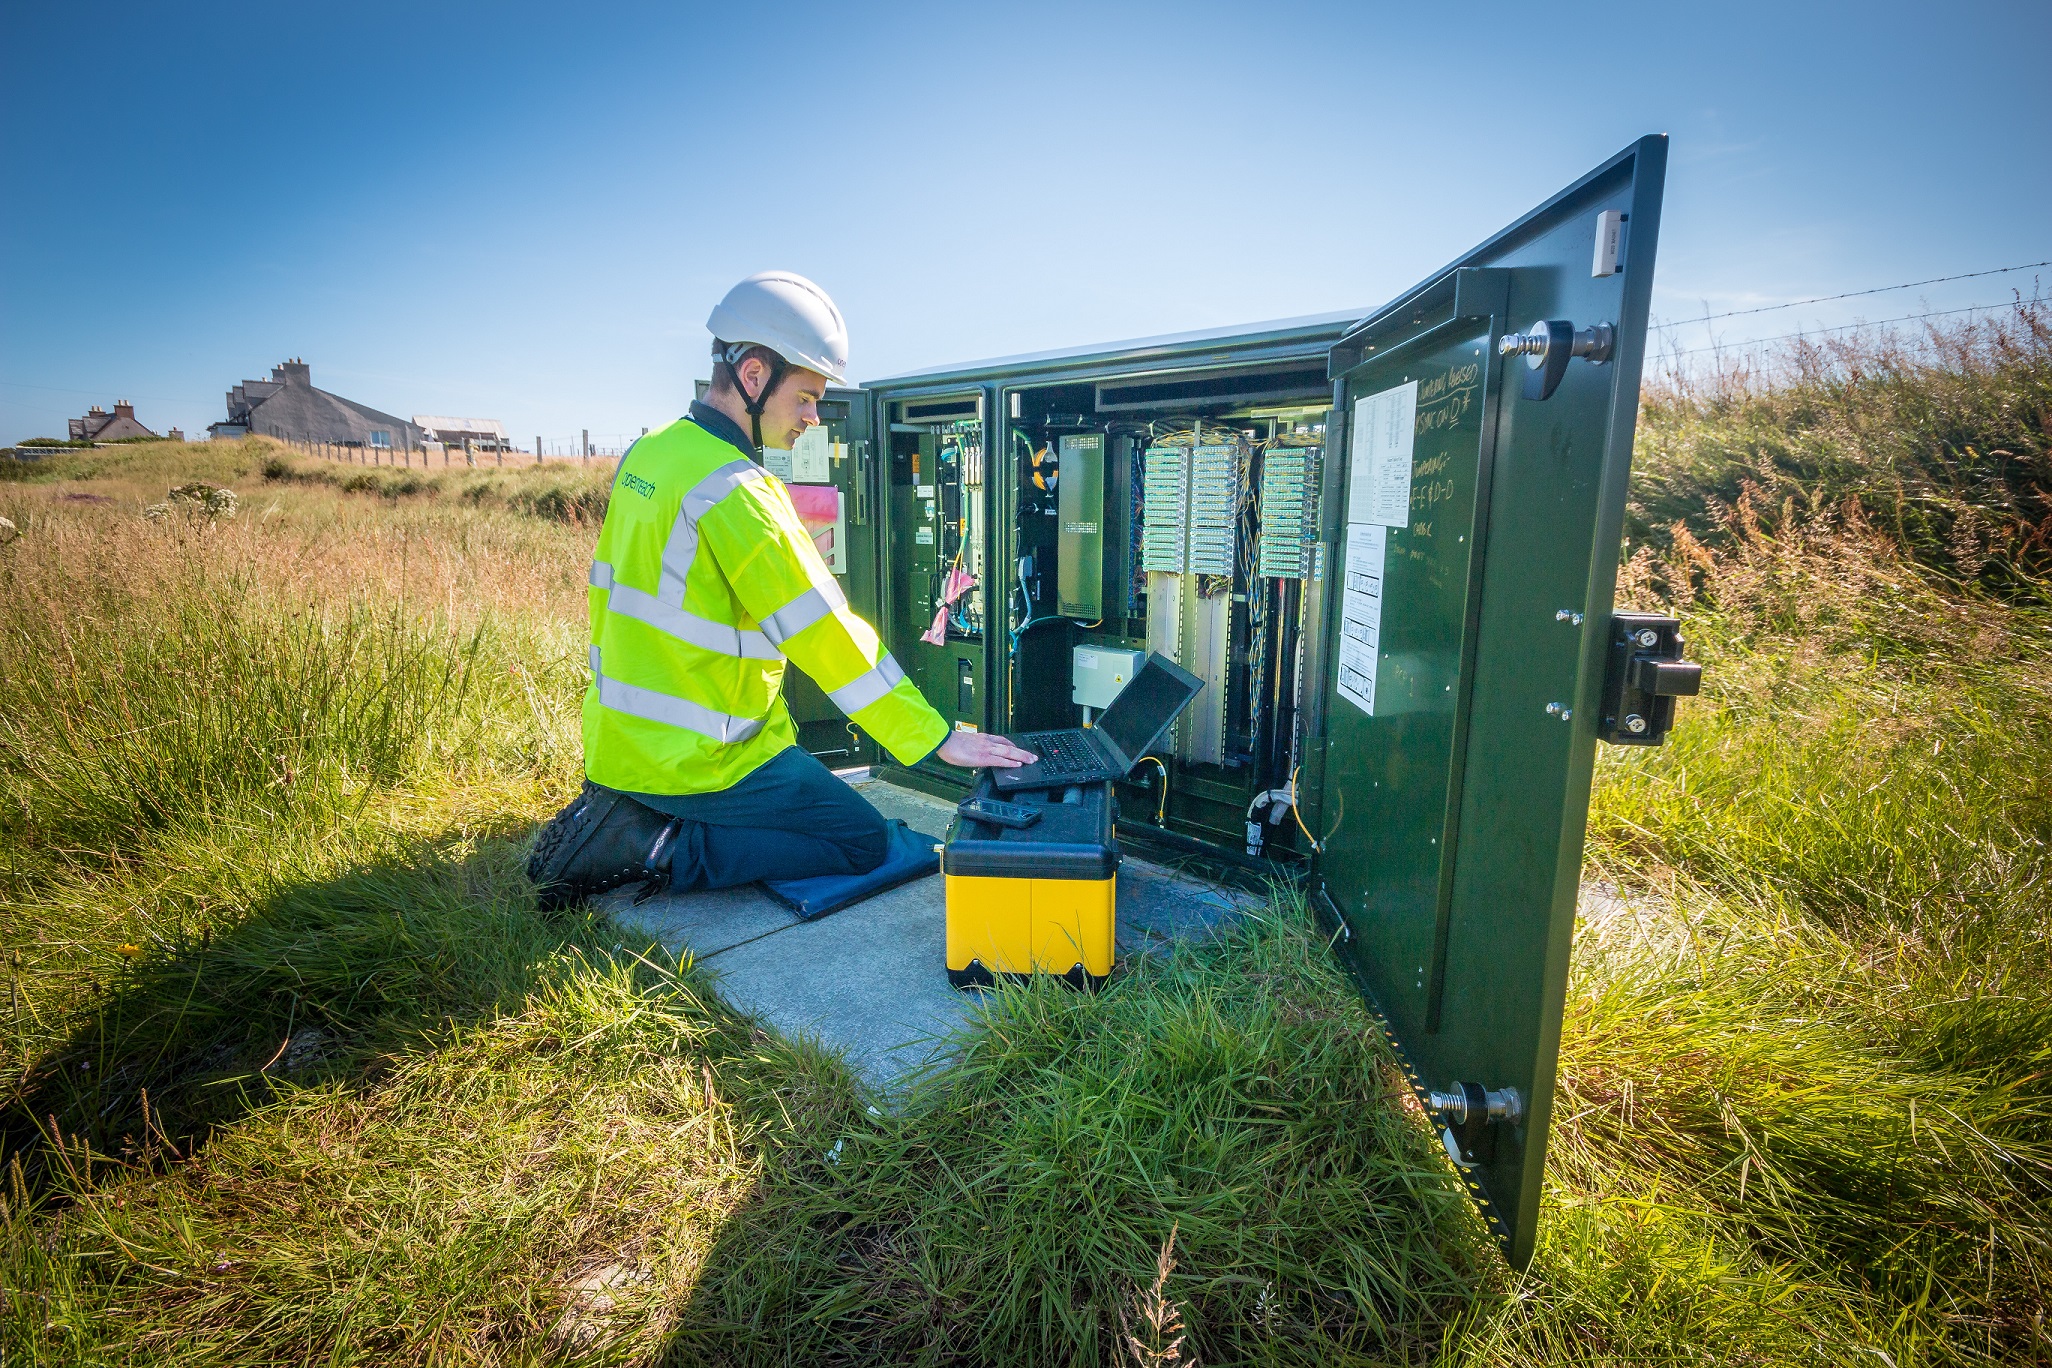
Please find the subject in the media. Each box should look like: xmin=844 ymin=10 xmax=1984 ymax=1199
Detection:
xmin=589 ymin=646 xmax=765 ymax=744
xmin=590 ymin=560 xmax=780 ymax=660
xmin=826 ymin=653 xmax=908 ymax=714
xmin=658 ymin=458 xmax=763 ymax=606
xmin=758 ymin=581 xmax=847 ymax=648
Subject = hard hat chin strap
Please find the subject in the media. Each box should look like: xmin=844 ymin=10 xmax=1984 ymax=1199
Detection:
xmin=719 ymin=344 xmax=786 ymax=456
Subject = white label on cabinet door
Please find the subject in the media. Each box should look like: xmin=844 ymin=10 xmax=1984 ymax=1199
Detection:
xmin=1335 ymin=523 xmax=1388 ymax=716
xmin=1348 ymin=380 xmax=1418 ymax=529
xmin=790 ymin=425 xmax=831 ymax=482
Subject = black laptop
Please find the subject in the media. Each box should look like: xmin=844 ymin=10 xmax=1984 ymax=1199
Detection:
xmin=992 ymin=652 xmax=1205 ymax=791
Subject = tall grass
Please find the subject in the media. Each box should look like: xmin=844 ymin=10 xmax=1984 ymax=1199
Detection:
xmin=674 ymin=904 xmax=1489 ymax=1365
xmin=0 ymin=583 xmax=478 ymax=870
xmin=0 ymin=467 xmax=589 ymax=1195
xmin=1563 ymin=311 xmax=2052 ymax=1360
xmin=1632 ymin=297 xmax=2052 ymax=592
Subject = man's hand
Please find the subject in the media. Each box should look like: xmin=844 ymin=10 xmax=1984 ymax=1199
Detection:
xmin=936 ymin=730 xmax=1038 ymax=770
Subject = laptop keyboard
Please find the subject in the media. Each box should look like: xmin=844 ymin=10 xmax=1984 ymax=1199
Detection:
xmin=1016 ymin=730 xmax=1100 ymax=777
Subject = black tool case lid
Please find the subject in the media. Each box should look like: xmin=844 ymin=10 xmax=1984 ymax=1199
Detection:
xmin=942 ymin=775 xmax=1120 ymax=881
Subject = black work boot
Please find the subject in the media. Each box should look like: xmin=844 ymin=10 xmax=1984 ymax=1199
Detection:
xmin=527 ymin=781 xmax=684 ymax=911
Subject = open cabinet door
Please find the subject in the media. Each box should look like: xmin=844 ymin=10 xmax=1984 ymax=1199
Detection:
xmin=1301 ymin=136 xmax=1668 ymax=1268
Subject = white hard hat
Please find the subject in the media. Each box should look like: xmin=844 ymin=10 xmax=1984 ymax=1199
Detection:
xmin=706 ymin=270 xmax=850 ymax=386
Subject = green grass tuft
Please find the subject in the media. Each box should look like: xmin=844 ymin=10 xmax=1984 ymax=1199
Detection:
xmin=675 ymin=904 xmax=1492 ymax=1365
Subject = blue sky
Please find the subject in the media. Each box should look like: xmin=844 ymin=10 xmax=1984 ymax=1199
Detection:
xmin=3 ymin=1 xmax=2047 ymax=447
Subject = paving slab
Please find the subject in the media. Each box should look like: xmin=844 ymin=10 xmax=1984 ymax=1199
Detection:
xmin=603 ymin=771 xmax=1256 ymax=1092
xmin=607 ymin=883 xmax=793 ymax=960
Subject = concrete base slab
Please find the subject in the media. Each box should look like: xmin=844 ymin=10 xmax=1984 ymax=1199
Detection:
xmin=609 ymin=884 xmax=793 ymax=960
xmin=604 ymin=772 xmax=1257 ymax=1092
xmin=693 ymin=867 xmax=973 ymax=1088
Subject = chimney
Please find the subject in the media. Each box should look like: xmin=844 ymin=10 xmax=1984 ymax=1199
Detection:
xmin=278 ymin=358 xmax=311 ymax=386
xmin=114 ymin=400 xmax=134 ymax=418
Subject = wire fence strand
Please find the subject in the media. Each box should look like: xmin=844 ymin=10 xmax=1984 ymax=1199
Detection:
xmin=1658 ymin=299 xmax=2036 ymax=359
xmin=1653 ymin=259 xmax=2050 ymax=329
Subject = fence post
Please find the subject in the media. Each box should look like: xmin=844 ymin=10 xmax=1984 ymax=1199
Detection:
xmin=582 ymin=429 xmax=589 ymax=466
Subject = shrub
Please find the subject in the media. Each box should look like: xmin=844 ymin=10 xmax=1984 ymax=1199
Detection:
xmin=509 ymin=483 xmax=608 ymax=524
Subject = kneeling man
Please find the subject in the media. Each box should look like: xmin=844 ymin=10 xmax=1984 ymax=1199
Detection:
xmin=531 ymin=271 xmax=1032 ymax=903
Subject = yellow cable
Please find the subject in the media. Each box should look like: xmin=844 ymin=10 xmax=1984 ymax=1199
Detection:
xmin=1289 ymin=764 xmax=1322 ymax=852
xmin=1139 ymin=755 xmax=1169 ymax=825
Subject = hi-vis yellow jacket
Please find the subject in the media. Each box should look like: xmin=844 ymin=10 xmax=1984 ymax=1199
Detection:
xmin=583 ymin=414 xmax=948 ymax=795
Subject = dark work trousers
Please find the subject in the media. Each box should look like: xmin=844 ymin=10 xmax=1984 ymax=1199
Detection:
xmin=619 ymin=746 xmax=891 ymax=891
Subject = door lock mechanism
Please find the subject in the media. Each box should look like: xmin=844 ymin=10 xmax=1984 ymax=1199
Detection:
xmin=1424 ymin=1083 xmax=1523 ymax=1168
xmin=1498 ymin=319 xmax=1615 ymax=400
xmin=1598 ymin=612 xmax=1702 ymax=746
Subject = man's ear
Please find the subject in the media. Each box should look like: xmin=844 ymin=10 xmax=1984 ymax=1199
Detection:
xmin=738 ymin=354 xmax=775 ymax=402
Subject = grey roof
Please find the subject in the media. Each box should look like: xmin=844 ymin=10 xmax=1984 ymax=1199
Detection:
xmin=69 ymin=405 xmax=158 ymax=442
xmin=215 ymin=361 xmax=424 ymax=446
xmin=413 ymin=415 xmax=507 ymax=439
xmin=862 ymin=308 xmax=1368 ymax=387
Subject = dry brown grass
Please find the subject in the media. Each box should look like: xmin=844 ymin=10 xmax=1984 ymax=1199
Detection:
xmin=1 ymin=438 xmax=599 ymax=631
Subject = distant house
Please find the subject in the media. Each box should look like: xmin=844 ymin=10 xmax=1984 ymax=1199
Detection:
xmin=68 ymin=401 xmax=158 ymax=443
xmin=209 ymin=359 xmax=425 ymax=449
xmin=413 ymin=415 xmax=511 ymax=452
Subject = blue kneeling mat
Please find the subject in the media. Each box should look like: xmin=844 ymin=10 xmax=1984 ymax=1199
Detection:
xmin=761 ymin=819 xmax=942 ymax=921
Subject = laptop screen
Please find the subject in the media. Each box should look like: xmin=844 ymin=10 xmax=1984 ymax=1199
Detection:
xmin=1096 ymin=654 xmax=1204 ymax=768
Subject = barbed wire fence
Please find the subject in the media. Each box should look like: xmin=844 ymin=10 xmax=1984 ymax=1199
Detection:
xmin=1648 ymin=258 xmax=2049 ymax=368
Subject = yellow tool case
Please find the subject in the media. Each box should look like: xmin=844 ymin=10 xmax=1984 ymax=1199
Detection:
xmin=943 ymin=778 xmax=1118 ymax=989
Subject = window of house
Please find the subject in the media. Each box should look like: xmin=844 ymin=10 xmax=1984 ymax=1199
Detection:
xmin=369 ymin=431 xmax=392 ymax=448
